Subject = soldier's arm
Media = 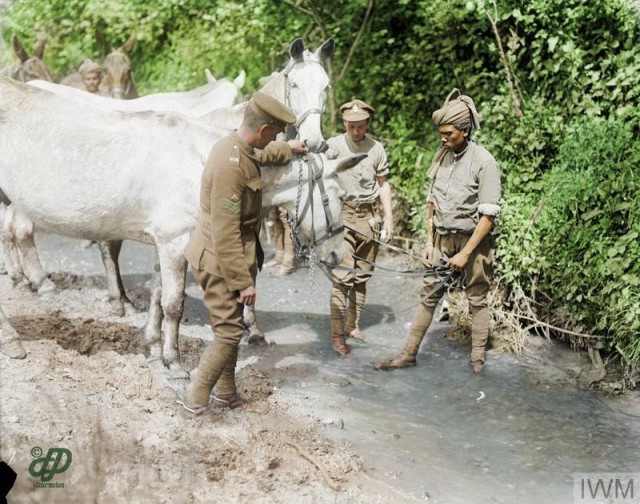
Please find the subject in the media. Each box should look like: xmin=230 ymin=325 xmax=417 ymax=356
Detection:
xmin=254 ymin=141 xmax=293 ymax=166
xmin=209 ymin=161 xmax=254 ymax=292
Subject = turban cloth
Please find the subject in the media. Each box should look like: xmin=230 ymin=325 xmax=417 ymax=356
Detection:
xmin=78 ymin=59 xmax=102 ymax=77
xmin=432 ymin=88 xmax=481 ymax=130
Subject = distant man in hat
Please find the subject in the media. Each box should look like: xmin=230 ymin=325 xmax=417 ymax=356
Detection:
xmin=78 ymin=59 xmax=102 ymax=94
xmin=377 ymin=88 xmax=501 ymax=375
xmin=325 ymin=99 xmax=394 ymax=356
xmin=183 ymin=92 xmax=308 ymax=413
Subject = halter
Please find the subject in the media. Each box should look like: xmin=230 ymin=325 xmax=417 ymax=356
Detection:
xmin=282 ymin=60 xmax=325 ymax=141
xmin=13 ymin=60 xmax=50 ymax=83
xmin=286 ymin=153 xmax=342 ymax=262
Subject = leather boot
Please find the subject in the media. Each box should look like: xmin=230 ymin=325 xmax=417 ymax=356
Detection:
xmin=376 ymin=353 xmax=417 ymax=370
xmin=331 ymin=334 xmax=350 ymax=356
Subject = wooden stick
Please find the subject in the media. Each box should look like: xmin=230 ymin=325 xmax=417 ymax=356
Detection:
xmin=286 ymin=441 xmax=341 ymax=491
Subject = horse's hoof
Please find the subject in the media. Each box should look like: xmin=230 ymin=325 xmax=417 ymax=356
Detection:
xmin=14 ymin=279 xmax=31 ymax=293
xmin=37 ymin=278 xmax=56 ymax=296
xmin=0 ymin=331 xmax=27 ymax=359
xmin=148 ymin=343 xmax=162 ymax=359
xmin=123 ymin=302 xmax=138 ymax=316
xmin=246 ymin=333 xmax=268 ymax=346
xmin=167 ymin=363 xmax=189 ymax=380
xmin=109 ymin=300 xmax=125 ymax=317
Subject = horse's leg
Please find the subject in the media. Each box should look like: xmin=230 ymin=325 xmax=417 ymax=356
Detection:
xmin=97 ymin=240 xmax=134 ymax=316
xmin=156 ymin=239 xmax=188 ymax=371
xmin=243 ymin=304 xmax=267 ymax=345
xmin=0 ymin=305 xmax=26 ymax=359
xmin=12 ymin=211 xmax=55 ymax=294
xmin=1 ymin=205 xmax=29 ymax=289
xmin=143 ymin=249 xmax=163 ymax=359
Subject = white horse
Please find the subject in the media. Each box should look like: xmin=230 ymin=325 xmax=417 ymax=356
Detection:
xmin=7 ymin=38 xmax=334 ymax=316
xmin=0 ymin=44 xmax=348 ymax=367
xmin=29 ymin=70 xmax=246 ymax=118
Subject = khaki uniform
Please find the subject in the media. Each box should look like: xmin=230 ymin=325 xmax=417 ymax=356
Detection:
xmin=185 ymin=132 xmax=291 ymax=406
xmin=326 ymin=133 xmax=389 ymax=338
xmin=403 ymin=141 xmax=501 ymax=363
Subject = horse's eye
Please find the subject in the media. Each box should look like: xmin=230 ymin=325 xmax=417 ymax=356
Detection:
xmin=291 ymin=82 xmax=299 ymax=89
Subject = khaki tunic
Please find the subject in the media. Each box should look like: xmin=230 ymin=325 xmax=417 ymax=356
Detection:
xmin=185 ymin=132 xmax=292 ymax=292
xmin=326 ymin=133 xmax=389 ymax=204
xmin=427 ymin=141 xmax=501 ymax=234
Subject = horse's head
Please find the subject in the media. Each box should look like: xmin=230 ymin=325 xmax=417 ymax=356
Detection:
xmin=2 ymin=36 xmax=54 ymax=83
xmin=263 ymin=152 xmax=367 ymax=266
xmin=101 ymin=33 xmax=137 ymax=99
xmin=260 ymin=38 xmax=335 ymax=154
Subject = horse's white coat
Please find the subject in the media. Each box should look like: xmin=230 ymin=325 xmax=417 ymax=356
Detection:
xmin=29 ymin=70 xmax=245 ymax=118
xmin=0 ymin=69 xmax=354 ymax=366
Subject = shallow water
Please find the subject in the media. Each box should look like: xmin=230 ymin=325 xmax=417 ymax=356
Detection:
xmin=35 ymin=233 xmax=640 ymax=504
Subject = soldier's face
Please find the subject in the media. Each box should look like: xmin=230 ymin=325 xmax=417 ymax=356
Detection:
xmin=83 ymin=72 xmax=101 ymax=93
xmin=256 ymin=123 xmax=284 ymax=149
xmin=438 ymin=125 xmax=468 ymax=153
xmin=344 ymin=119 xmax=368 ymax=143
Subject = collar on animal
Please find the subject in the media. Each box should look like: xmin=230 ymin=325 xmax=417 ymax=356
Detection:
xmin=287 ymin=153 xmax=341 ymax=261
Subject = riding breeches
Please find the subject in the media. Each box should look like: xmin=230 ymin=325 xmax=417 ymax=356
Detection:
xmin=329 ymin=201 xmax=381 ymax=336
xmin=403 ymin=233 xmax=494 ymax=362
xmin=185 ymin=266 xmax=245 ymax=407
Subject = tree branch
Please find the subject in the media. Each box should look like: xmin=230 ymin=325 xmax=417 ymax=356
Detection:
xmin=487 ymin=1 xmax=523 ymax=118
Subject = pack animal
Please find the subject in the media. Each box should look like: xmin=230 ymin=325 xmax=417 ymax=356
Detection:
xmin=0 ymin=66 xmax=355 ymax=369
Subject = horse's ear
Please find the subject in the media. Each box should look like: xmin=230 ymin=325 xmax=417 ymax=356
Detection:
xmin=315 ymin=39 xmax=335 ymax=61
xmin=233 ymin=70 xmax=246 ymax=90
xmin=12 ymin=35 xmax=29 ymax=63
xmin=205 ymin=69 xmax=216 ymax=83
xmin=33 ymin=37 xmax=47 ymax=60
xmin=120 ymin=32 xmax=136 ymax=55
xmin=289 ymin=38 xmax=305 ymax=62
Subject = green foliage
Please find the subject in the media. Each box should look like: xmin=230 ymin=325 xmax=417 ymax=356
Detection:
xmin=3 ymin=0 xmax=640 ymax=363
xmin=529 ymin=117 xmax=640 ymax=360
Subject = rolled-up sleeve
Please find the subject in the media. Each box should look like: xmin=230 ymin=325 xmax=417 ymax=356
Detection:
xmin=478 ymin=158 xmax=501 ymax=216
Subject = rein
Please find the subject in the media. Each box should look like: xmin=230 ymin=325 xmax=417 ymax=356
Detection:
xmin=286 ymin=153 xmax=341 ymax=263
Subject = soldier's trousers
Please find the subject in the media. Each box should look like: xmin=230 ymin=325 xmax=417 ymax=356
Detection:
xmin=329 ymin=202 xmax=381 ymax=336
xmin=186 ymin=266 xmax=245 ymax=407
xmin=402 ymin=233 xmax=493 ymax=363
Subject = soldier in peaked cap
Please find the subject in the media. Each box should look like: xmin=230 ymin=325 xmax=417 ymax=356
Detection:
xmin=183 ymin=92 xmax=307 ymax=414
xmin=78 ymin=59 xmax=102 ymax=94
xmin=325 ymin=99 xmax=394 ymax=357
xmin=377 ymin=88 xmax=501 ymax=375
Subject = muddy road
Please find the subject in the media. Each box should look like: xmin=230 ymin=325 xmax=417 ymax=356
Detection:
xmin=2 ymin=232 xmax=640 ymax=503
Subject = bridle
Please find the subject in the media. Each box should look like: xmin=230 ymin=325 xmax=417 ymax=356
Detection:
xmin=12 ymin=59 xmax=52 ymax=83
xmin=282 ymin=60 xmax=326 ymax=146
xmin=286 ymin=153 xmax=342 ymax=262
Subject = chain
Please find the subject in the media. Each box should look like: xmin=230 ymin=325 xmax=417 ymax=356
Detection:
xmin=307 ymin=246 xmax=318 ymax=292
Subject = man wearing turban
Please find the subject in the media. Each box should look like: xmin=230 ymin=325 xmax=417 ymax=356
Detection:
xmin=78 ymin=59 xmax=102 ymax=94
xmin=377 ymin=89 xmax=501 ymax=374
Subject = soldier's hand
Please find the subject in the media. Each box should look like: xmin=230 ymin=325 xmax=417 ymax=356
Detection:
xmin=447 ymin=251 xmax=471 ymax=271
xmin=237 ymin=285 xmax=257 ymax=305
xmin=288 ymin=140 xmax=308 ymax=153
xmin=382 ymin=218 xmax=394 ymax=243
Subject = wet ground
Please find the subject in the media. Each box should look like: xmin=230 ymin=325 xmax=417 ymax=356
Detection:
xmin=32 ymin=232 xmax=640 ymax=504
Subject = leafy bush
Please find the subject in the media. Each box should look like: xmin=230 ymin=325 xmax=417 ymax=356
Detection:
xmin=527 ymin=117 xmax=640 ymax=362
